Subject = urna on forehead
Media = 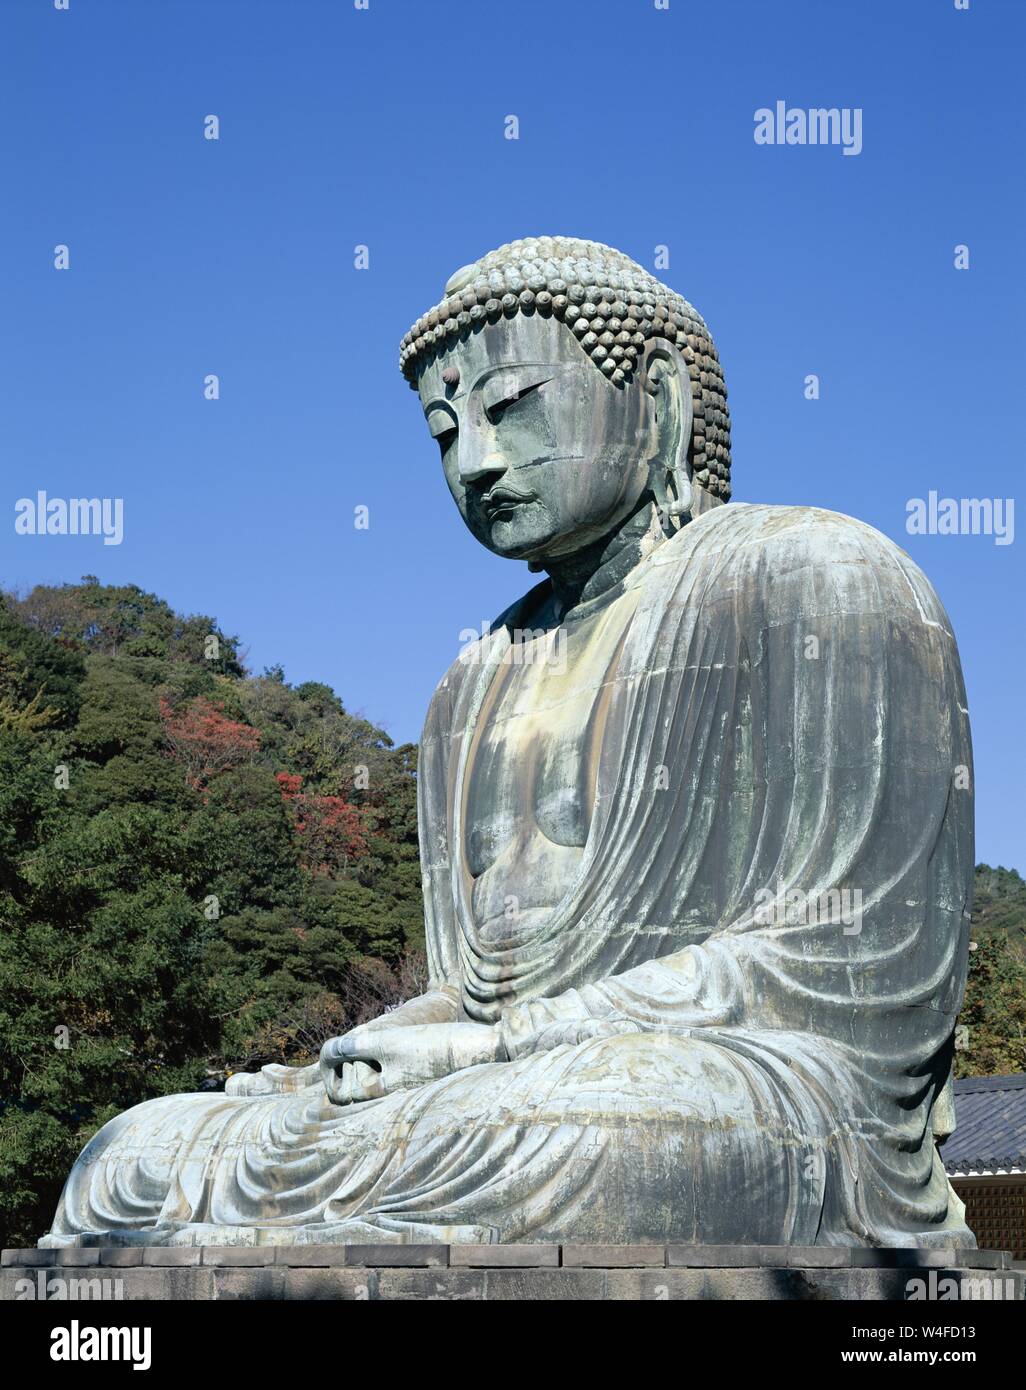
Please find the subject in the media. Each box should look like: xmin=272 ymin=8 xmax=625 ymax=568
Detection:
xmin=399 ymin=235 xmax=733 ymax=501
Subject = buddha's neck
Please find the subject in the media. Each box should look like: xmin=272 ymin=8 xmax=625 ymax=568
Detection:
xmin=539 ymin=501 xmax=668 ymax=615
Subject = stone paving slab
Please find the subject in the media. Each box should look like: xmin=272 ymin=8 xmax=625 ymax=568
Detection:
xmin=563 ymin=1243 xmax=666 ymax=1267
xmin=450 ymin=1243 xmax=560 ymax=1267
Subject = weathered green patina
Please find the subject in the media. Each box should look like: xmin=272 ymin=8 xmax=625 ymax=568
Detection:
xmin=44 ymin=239 xmax=974 ymax=1249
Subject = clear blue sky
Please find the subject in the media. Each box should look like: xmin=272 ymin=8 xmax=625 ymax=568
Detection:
xmin=1 ymin=0 xmax=1022 ymax=869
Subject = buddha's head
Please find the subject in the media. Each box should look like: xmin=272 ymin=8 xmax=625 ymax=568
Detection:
xmin=400 ymin=237 xmax=731 ymax=565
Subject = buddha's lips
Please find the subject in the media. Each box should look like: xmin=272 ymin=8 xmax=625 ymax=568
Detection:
xmin=482 ymin=488 xmax=534 ymax=519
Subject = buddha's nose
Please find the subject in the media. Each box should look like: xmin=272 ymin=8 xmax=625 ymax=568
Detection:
xmin=458 ymin=448 xmax=506 ymax=486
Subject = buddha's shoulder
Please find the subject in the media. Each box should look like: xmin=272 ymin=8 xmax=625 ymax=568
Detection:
xmin=672 ymin=501 xmax=917 ymax=573
xmin=651 ymin=501 xmax=946 ymax=624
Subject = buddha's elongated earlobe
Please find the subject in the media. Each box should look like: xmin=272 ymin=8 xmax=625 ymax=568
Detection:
xmin=651 ymin=461 xmax=693 ymax=533
xmin=665 ymin=467 xmax=694 ymax=518
xmin=643 ymin=346 xmax=694 ymax=530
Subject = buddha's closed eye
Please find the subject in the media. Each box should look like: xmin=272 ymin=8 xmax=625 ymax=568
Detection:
xmin=485 ymin=377 xmax=550 ymax=425
xmin=427 ymin=409 xmax=458 ymax=456
xmin=434 ymin=424 xmax=458 ymax=456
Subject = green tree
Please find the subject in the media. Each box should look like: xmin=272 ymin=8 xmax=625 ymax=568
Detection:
xmin=956 ymin=934 xmax=1026 ymax=1078
xmin=0 ymin=579 xmax=424 ymax=1246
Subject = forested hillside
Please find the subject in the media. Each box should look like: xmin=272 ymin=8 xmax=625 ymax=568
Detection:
xmin=958 ymin=863 xmax=1026 ymax=1081
xmin=971 ymin=864 xmax=1026 ymax=954
xmin=0 ymin=578 xmax=1023 ymax=1246
xmin=0 ymin=579 xmax=423 ymax=1246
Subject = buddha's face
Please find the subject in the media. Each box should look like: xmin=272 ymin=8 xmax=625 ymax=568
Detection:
xmin=416 ymin=315 xmax=658 ymax=563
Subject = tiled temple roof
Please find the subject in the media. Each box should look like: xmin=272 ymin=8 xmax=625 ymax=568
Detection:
xmin=943 ymin=1074 xmax=1026 ymax=1176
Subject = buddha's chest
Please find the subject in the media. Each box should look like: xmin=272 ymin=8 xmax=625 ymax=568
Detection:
xmin=462 ymin=593 xmax=637 ymax=896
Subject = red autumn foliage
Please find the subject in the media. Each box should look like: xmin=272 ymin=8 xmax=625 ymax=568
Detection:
xmin=159 ymin=695 xmax=261 ymax=789
xmin=275 ymin=771 xmax=367 ymax=873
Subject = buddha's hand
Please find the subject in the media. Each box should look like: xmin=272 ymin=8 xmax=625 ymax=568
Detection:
xmin=225 ymin=1061 xmax=321 ymax=1096
xmin=319 ymin=1021 xmax=505 ymax=1105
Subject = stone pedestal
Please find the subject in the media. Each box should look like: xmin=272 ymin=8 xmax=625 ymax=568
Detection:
xmin=2 ymin=1245 xmax=1020 ymax=1301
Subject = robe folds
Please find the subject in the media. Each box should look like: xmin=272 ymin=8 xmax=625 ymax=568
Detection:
xmin=43 ymin=503 xmax=975 ymax=1248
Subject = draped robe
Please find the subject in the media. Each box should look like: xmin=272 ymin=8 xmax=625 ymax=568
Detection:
xmin=43 ymin=503 xmax=975 ymax=1248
